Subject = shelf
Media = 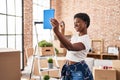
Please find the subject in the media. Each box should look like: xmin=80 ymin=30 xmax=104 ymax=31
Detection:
xmin=31 ymin=75 xmax=60 ymax=80
xmin=102 ymin=54 xmax=118 ymax=60
xmin=87 ymin=53 xmax=119 ymax=60
xmin=87 ymin=53 xmax=101 ymax=59
xmin=40 ymin=67 xmax=60 ymax=72
xmin=33 ymin=55 xmax=55 ymax=59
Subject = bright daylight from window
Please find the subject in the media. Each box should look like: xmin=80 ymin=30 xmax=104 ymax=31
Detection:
xmin=33 ymin=0 xmax=53 ymax=48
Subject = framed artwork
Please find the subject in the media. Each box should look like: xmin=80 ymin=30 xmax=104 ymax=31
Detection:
xmin=107 ymin=46 xmax=119 ymax=55
xmin=91 ymin=39 xmax=104 ymax=54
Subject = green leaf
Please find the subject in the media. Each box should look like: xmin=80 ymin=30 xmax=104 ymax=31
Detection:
xmin=48 ymin=58 xmax=53 ymax=63
xmin=38 ymin=40 xmax=53 ymax=47
xmin=43 ymin=75 xmax=50 ymax=80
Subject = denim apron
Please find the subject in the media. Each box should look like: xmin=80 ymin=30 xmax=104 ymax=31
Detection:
xmin=61 ymin=60 xmax=94 ymax=80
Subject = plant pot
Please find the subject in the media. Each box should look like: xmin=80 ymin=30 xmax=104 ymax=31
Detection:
xmin=48 ymin=63 xmax=53 ymax=69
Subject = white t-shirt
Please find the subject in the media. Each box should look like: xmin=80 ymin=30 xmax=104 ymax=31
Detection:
xmin=66 ymin=34 xmax=91 ymax=62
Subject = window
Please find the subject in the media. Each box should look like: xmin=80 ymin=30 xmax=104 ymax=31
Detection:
xmin=33 ymin=0 xmax=51 ymax=48
xmin=0 ymin=0 xmax=23 ymax=70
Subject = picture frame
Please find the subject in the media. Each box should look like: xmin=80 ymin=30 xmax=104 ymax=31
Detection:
xmin=107 ymin=46 xmax=119 ymax=55
xmin=91 ymin=39 xmax=104 ymax=54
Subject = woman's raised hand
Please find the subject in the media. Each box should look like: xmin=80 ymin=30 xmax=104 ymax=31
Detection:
xmin=50 ymin=18 xmax=59 ymax=31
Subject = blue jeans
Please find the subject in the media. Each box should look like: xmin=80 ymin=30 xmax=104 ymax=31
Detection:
xmin=61 ymin=60 xmax=94 ymax=80
xmin=71 ymin=71 xmax=83 ymax=80
xmin=61 ymin=71 xmax=83 ymax=80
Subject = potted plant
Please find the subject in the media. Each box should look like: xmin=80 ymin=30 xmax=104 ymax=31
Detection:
xmin=38 ymin=40 xmax=53 ymax=47
xmin=48 ymin=58 xmax=53 ymax=68
xmin=43 ymin=75 xmax=50 ymax=80
xmin=38 ymin=40 xmax=54 ymax=56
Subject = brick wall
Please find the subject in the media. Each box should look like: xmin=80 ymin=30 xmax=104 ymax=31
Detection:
xmin=23 ymin=0 xmax=120 ymax=57
xmin=23 ymin=0 xmax=33 ymax=48
xmin=51 ymin=0 xmax=120 ymax=52
xmin=23 ymin=0 xmax=33 ymax=64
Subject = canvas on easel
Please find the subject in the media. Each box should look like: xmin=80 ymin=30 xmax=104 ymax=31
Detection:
xmin=43 ymin=9 xmax=55 ymax=29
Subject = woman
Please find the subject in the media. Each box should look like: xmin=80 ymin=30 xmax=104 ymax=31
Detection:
xmin=50 ymin=13 xmax=93 ymax=80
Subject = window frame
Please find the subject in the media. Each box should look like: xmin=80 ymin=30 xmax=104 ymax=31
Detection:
xmin=0 ymin=0 xmax=24 ymax=70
